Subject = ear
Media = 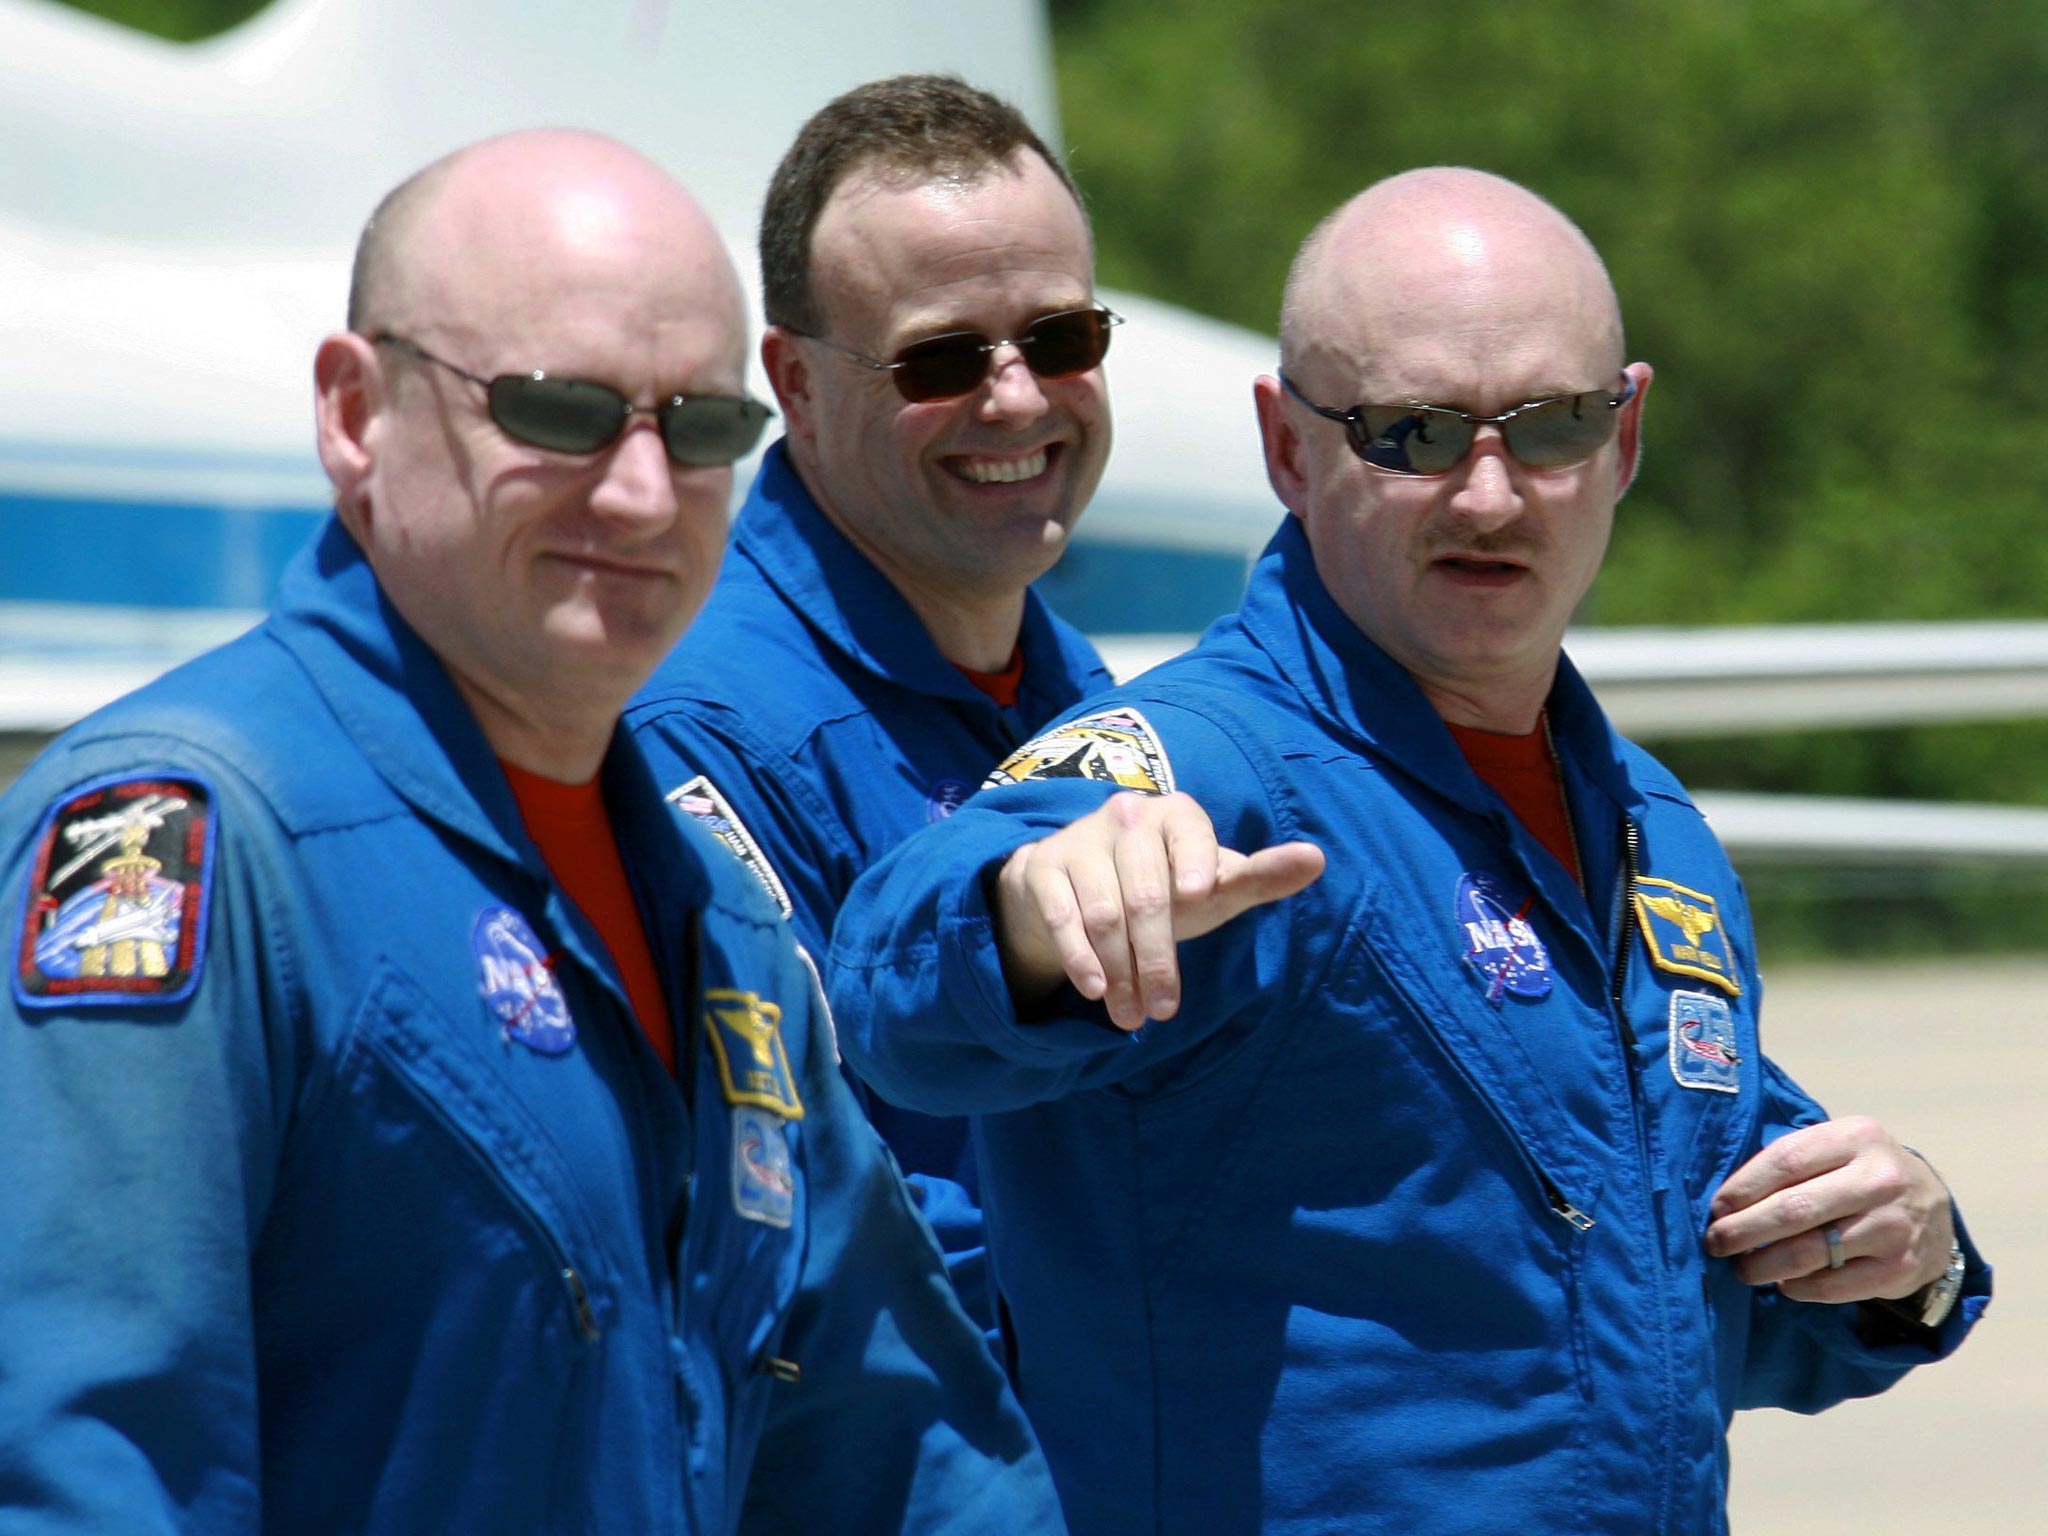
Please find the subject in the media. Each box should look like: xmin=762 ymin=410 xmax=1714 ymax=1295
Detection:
xmin=1613 ymin=361 xmax=1653 ymax=500
xmin=760 ymin=326 xmax=818 ymax=444
xmin=314 ymin=332 xmax=385 ymax=541
xmin=1253 ymin=374 xmax=1312 ymax=520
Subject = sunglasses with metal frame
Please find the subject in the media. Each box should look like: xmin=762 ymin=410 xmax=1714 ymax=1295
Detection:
xmin=1279 ymin=371 xmax=1636 ymax=476
xmin=797 ymin=305 xmax=1123 ymax=403
xmin=371 ymin=333 xmax=774 ymax=467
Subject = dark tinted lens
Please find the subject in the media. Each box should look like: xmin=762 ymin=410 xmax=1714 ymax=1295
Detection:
xmin=892 ymin=333 xmax=996 ymax=402
xmin=1352 ymin=406 xmax=1474 ymax=475
xmin=659 ymin=397 xmax=774 ymax=467
xmin=487 ymin=375 xmax=628 ymax=453
xmin=1017 ymin=308 xmax=1115 ymax=377
xmin=1501 ymin=389 xmax=1620 ymax=467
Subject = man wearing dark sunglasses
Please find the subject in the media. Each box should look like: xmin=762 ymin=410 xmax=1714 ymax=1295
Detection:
xmin=629 ymin=75 xmax=1117 ymax=1335
xmin=0 ymin=128 xmax=1062 ymax=1535
xmin=827 ymin=167 xmax=1988 ymax=1534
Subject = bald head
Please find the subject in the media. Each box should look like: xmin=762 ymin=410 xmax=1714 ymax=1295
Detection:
xmin=346 ymin=128 xmax=745 ymax=357
xmin=1252 ymin=166 xmax=1650 ymax=732
xmin=316 ymin=128 xmax=758 ymax=778
xmin=1278 ymin=167 xmax=1622 ymax=400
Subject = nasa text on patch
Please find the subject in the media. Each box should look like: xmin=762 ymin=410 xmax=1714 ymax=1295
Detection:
xmin=704 ymin=988 xmax=805 ymax=1119
xmin=15 ymin=774 xmax=216 ymax=1008
xmin=1454 ymin=869 xmax=1553 ymax=1001
xmin=1633 ymin=877 xmax=1741 ymax=996
xmin=475 ymin=906 xmax=577 ymax=1056
xmin=1668 ymin=990 xmax=1742 ymax=1093
xmin=983 ymin=708 xmax=1175 ymax=794
xmin=667 ymin=775 xmax=793 ymax=919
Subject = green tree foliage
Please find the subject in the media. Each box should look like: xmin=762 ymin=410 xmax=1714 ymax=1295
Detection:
xmin=1051 ymin=0 xmax=2045 ymax=623
xmin=1052 ymin=0 xmax=2048 ymax=949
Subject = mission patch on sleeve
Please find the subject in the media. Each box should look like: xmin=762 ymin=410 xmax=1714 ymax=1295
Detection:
xmin=666 ymin=774 xmax=794 ymax=919
xmin=14 ymin=774 xmax=216 ymax=1008
xmin=982 ymin=707 xmax=1176 ymax=794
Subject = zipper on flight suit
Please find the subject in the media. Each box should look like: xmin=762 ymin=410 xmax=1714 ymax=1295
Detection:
xmin=1609 ymin=820 xmax=1641 ymax=1027
xmin=1609 ymin=816 xmax=1684 ymax=1526
xmin=1383 ymin=903 xmax=1599 ymax=1234
xmin=364 ymin=1011 xmax=604 ymax=1347
xmin=423 ymin=1096 xmax=603 ymax=1343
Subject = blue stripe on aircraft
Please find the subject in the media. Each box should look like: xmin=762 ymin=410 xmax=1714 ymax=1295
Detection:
xmin=1 ymin=487 xmax=1251 ymax=632
xmin=1 ymin=492 xmax=325 ymax=609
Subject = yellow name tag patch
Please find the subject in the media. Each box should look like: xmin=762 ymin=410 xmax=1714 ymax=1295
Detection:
xmin=704 ymin=988 xmax=805 ymax=1119
xmin=1632 ymin=877 xmax=1741 ymax=997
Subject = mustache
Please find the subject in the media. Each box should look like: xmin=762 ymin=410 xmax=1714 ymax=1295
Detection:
xmin=1424 ymin=530 xmax=1543 ymax=562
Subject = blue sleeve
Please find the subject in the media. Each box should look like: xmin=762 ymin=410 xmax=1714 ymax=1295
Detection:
xmin=626 ymin=701 xmax=848 ymax=963
xmin=1734 ymin=1055 xmax=1992 ymax=1413
xmin=0 ymin=753 xmax=294 ymax=1532
xmin=830 ymin=753 xmax=1298 ymax=1116
xmin=740 ymin=953 xmax=1066 ymax=1536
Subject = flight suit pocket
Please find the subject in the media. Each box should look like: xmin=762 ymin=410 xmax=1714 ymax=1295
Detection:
xmin=350 ymin=965 xmax=612 ymax=1345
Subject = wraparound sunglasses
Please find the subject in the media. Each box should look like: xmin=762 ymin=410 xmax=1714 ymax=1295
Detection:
xmin=1280 ymin=371 xmax=1635 ymax=476
xmin=372 ymin=333 xmax=774 ymax=467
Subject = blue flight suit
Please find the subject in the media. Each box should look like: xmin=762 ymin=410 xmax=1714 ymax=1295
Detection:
xmin=829 ymin=518 xmax=1991 ymax=1535
xmin=0 ymin=519 xmax=1065 ymax=1536
xmin=626 ymin=442 xmax=1112 ymax=1328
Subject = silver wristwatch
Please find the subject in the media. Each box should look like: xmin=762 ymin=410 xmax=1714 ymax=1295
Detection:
xmin=1917 ymin=1240 xmax=1967 ymax=1329
xmin=1899 ymin=1146 xmax=1966 ymax=1329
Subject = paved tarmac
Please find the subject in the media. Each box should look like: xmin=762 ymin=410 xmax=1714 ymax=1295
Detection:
xmin=1726 ymin=957 xmax=2044 ymax=1533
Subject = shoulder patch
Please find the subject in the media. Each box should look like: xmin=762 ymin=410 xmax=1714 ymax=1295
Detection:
xmin=704 ymin=987 xmax=805 ymax=1119
xmin=1633 ymin=877 xmax=1741 ymax=996
xmin=666 ymin=775 xmax=793 ymax=919
xmin=983 ymin=707 xmax=1175 ymax=794
xmin=14 ymin=774 xmax=216 ymax=1008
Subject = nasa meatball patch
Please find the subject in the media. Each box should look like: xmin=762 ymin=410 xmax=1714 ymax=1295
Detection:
xmin=1455 ymin=869 xmax=1553 ymax=1001
xmin=15 ymin=774 xmax=215 ymax=1008
xmin=475 ymin=906 xmax=577 ymax=1056
xmin=983 ymin=708 xmax=1175 ymax=794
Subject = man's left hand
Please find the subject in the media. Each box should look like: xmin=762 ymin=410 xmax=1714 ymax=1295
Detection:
xmin=1704 ymin=1117 xmax=1954 ymax=1304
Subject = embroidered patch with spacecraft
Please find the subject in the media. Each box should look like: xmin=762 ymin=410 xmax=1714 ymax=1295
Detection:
xmin=1668 ymin=989 xmax=1742 ymax=1093
xmin=666 ymin=775 xmax=793 ymax=920
xmin=14 ymin=774 xmax=216 ymax=1008
xmin=1633 ymin=877 xmax=1741 ymax=996
xmin=731 ymin=1105 xmax=797 ymax=1227
xmin=474 ymin=906 xmax=577 ymax=1056
xmin=982 ymin=708 xmax=1175 ymax=794
xmin=704 ymin=987 xmax=805 ymax=1119
xmin=1455 ymin=870 xmax=1553 ymax=1001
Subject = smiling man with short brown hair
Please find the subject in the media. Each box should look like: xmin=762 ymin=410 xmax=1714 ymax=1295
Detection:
xmin=630 ymin=75 xmax=1119 ymax=1334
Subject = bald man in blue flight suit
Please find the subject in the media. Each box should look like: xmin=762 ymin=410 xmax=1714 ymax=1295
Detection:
xmin=0 ymin=129 xmax=1062 ymax=1535
xmin=628 ymin=76 xmax=1115 ymax=1331
xmin=829 ymin=168 xmax=1989 ymax=1535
